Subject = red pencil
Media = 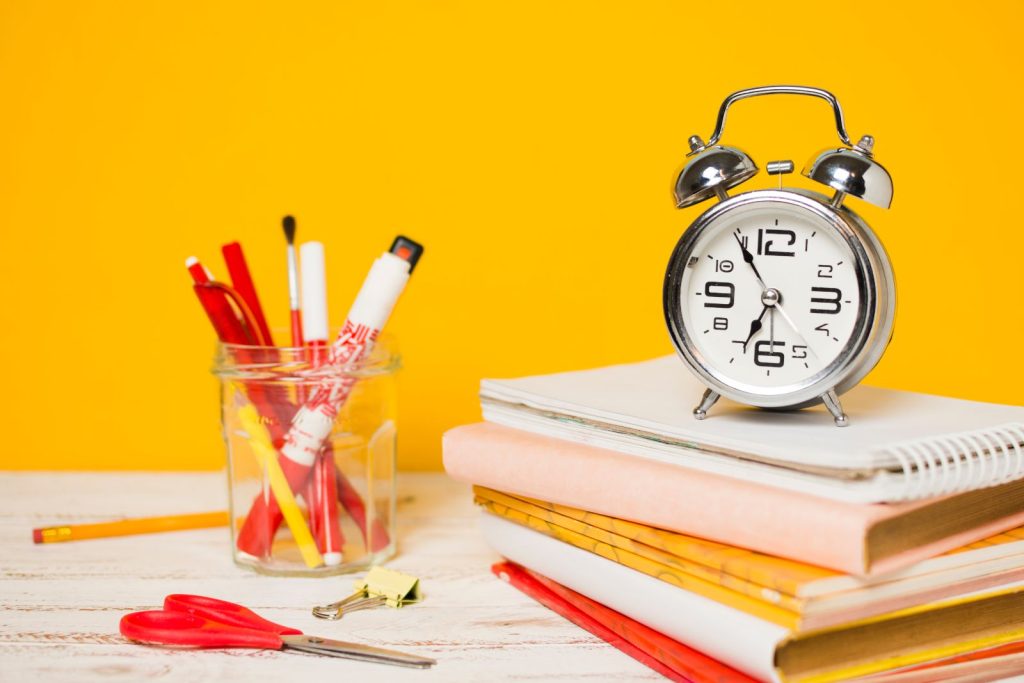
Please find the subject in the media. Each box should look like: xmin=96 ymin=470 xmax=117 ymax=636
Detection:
xmin=221 ymin=242 xmax=273 ymax=346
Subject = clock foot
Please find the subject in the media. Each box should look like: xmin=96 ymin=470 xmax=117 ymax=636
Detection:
xmin=693 ymin=389 xmax=720 ymax=420
xmin=821 ymin=389 xmax=849 ymax=427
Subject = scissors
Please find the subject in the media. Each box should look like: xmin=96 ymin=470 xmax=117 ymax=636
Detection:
xmin=119 ymin=594 xmax=436 ymax=669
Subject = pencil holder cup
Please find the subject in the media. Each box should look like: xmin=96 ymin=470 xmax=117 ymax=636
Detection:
xmin=213 ymin=336 xmax=399 ymax=576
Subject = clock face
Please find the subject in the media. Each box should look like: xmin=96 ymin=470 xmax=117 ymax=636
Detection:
xmin=672 ymin=195 xmax=867 ymax=397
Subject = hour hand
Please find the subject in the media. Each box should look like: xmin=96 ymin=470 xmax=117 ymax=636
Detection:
xmin=733 ymin=233 xmax=767 ymax=288
xmin=739 ymin=305 xmax=769 ymax=353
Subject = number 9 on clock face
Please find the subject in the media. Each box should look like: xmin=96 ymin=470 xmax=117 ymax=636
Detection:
xmin=664 ymin=190 xmax=895 ymax=410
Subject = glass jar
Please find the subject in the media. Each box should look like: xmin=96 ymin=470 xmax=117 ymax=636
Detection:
xmin=213 ymin=336 xmax=399 ymax=576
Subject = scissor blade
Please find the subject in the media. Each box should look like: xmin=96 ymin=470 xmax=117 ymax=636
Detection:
xmin=281 ymin=634 xmax=436 ymax=668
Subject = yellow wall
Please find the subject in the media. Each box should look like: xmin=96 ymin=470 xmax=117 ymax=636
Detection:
xmin=1 ymin=2 xmax=1021 ymax=471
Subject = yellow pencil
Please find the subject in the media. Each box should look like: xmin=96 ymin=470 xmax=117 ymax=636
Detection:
xmin=237 ymin=402 xmax=324 ymax=568
xmin=32 ymin=511 xmax=229 ymax=544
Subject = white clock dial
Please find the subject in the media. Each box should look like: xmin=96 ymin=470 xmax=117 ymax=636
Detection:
xmin=677 ymin=200 xmax=861 ymax=393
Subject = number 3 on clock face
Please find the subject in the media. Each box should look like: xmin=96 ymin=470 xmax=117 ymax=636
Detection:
xmin=664 ymin=190 xmax=894 ymax=409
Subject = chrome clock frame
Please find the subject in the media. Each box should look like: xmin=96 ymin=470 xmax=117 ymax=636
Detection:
xmin=663 ymin=189 xmax=895 ymax=425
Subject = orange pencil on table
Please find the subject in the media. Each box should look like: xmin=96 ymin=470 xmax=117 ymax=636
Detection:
xmin=32 ymin=511 xmax=229 ymax=544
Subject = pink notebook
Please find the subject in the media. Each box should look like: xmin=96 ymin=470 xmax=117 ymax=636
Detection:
xmin=444 ymin=422 xmax=1024 ymax=575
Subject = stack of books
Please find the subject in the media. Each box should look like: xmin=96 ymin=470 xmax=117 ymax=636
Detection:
xmin=444 ymin=356 xmax=1024 ymax=682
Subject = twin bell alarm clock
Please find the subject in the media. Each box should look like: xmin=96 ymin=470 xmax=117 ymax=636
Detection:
xmin=663 ymin=86 xmax=895 ymax=427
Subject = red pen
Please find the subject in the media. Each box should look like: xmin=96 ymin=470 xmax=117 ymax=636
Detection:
xmin=186 ymin=257 xmax=253 ymax=345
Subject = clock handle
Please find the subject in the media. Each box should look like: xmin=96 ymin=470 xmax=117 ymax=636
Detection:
xmin=694 ymin=86 xmax=852 ymax=153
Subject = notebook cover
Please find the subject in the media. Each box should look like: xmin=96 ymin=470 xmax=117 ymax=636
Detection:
xmin=492 ymin=560 xmax=758 ymax=683
xmin=445 ymin=422 xmax=1024 ymax=575
xmin=480 ymin=355 xmax=1024 ymax=502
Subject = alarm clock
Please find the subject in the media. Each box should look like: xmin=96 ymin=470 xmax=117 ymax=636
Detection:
xmin=663 ymin=86 xmax=895 ymax=427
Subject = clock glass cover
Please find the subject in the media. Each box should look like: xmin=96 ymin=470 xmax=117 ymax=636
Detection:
xmin=673 ymin=194 xmax=868 ymax=398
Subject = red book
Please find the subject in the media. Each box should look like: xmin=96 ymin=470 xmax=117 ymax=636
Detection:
xmin=492 ymin=561 xmax=756 ymax=683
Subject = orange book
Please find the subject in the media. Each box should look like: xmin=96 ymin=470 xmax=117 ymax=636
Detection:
xmin=476 ymin=486 xmax=1024 ymax=632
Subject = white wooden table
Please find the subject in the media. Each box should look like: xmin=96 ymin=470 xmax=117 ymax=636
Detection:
xmin=0 ymin=472 xmax=662 ymax=682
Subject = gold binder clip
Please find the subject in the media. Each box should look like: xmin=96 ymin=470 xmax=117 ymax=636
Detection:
xmin=312 ymin=567 xmax=422 ymax=620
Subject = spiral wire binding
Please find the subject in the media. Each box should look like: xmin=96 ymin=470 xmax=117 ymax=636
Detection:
xmin=880 ymin=423 xmax=1024 ymax=501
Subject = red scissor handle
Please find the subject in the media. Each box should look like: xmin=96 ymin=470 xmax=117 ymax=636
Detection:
xmin=120 ymin=610 xmax=285 ymax=649
xmin=163 ymin=594 xmax=302 ymax=636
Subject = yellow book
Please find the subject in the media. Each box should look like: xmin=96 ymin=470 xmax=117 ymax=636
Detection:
xmin=475 ymin=486 xmax=1024 ymax=632
xmin=477 ymin=496 xmax=801 ymax=628
xmin=477 ymin=489 xmax=809 ymax=611
xmin=478 ymin=485 xmax=823 ymax=597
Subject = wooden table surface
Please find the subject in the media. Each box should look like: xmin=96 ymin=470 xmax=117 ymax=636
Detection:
xmin=0 ymin=472 xmax=663 ymax=682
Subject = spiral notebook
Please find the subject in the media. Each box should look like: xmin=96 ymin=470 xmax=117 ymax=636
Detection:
xmin=480 ymin=356 xmax=1024 ymax=503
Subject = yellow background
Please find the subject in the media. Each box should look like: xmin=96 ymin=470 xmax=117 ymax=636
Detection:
xmin=1 ymin=2 xmax=1021 ymax=471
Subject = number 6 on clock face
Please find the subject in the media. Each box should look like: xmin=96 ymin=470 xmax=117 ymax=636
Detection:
xmin=664 ymin=189 xmax=895 ymax=413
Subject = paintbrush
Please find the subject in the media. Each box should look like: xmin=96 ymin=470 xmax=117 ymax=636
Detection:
xmin=282 ymin=215 xmax=303 ymax=346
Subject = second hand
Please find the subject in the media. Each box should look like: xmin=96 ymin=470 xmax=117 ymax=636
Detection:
xmin=774 ymin=302 xmax=822 ymax=362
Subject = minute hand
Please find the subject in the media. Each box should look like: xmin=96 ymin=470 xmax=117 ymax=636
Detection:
xmin=773 ymin=302 xmax=822 ymax=362
xmin=734 ymin=233 xmax=767 ymax=289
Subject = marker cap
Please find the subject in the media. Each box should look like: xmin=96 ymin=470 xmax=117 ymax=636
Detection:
xmin=300 ymin=241 xmax=329 ymax=343
xmin=389 ymin=236 xmax=424 ymax=273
